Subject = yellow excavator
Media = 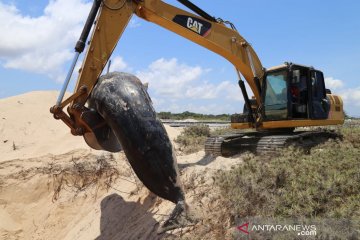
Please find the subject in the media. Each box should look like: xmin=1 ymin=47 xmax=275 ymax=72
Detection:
xmin=50 ymin=0 xmax=344 ymax=232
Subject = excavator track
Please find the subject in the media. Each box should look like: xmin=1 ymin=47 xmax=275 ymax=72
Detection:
xmin=256 ymin=135 xmax=290 ymax=155
xmin=204 ymin=136 xmax=224 ymax=156
xmin=205 ymin=130 xmax=341 ymax=157
xmin=205 ymin=132 xmax=258 ymax=157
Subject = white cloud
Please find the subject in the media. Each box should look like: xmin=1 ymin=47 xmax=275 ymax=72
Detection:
xmin=339 ymin=88 xmax=360 ymax=106
xmin=0 ymin=0 xmax=91 ymax=81
xmin=157 ymin=102 xmax=240 ymax=115
xmin=324 ymin=76 xmax=360 ymax=114
xmin=184 ymin=80 xmax=251 ymax=101
xmin=325 ymin=77 xmax=344 ymax=90
xmin=136 ymin=57 xmax=245 ymax=100
xmin=136 ymin=58 xmax=203 ymax=98
xmin=128 ymin=17 xmax=141 ymax=28
xmin=136 ymin=58 xmax=245 ymax=114
xmin=109 ymin=56 xmax=128 ymax=72
xmin=0 ymin=1 xmax=251 ymax=114
xmin=185 ymin=81 xmax=231 ymax=99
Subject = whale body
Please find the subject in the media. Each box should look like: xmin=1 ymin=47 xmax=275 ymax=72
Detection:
xmin=90 ymin=72 xmax=184 ymax=203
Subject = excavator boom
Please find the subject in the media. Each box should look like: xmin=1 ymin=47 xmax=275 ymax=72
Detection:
xmin=51 ymin=0 xmax=265 ymax=137
xmin=75 ymin=0 xmax=264 ymax=103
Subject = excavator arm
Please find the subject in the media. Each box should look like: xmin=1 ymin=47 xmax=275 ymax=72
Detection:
xmin=51 ymin=0 xmax=265 ymax=136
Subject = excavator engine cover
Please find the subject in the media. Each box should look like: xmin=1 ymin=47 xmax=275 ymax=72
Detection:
xmin=89 ymin=72 xmax=184 ymax=203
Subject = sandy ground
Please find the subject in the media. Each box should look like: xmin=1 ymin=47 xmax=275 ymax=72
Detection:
xmin=0 ymin=91 xmax=95 ymax=162
xmin=0 ymin=91 xmax=243 ymax=240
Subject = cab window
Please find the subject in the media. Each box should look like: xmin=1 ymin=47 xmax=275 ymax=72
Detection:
xmin=264 ymin=70 xmax=288 ymax=120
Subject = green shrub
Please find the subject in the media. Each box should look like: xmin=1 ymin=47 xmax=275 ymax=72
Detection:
xmin=210 ymin=127 xmax=234 ymax=136
xmin=167 ymin=127 xmax=360 ymax=239
xmin=215 ymin=128 xmax=360 ymax=237
xmin=341 ymin=125 xmax=360 ymax=148
xmin=175 ymin=125 xmax=210 ymax=154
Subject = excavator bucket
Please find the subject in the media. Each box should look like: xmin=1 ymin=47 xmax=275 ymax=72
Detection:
xmin=81 ymin=109 xmax=122 ymax=152
xmin=88 ymin=72 xmax=185 ymax=204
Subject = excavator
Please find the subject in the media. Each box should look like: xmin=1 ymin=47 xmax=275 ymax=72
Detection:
xmin=50 ymin=0 xmax=344 ymax=232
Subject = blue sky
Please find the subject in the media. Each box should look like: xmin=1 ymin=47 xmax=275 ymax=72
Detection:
xmin=0 ymin=0 xmax=359 ymax=115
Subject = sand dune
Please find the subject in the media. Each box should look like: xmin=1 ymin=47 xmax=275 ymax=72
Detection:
xmin=0 ymin=91 xmax=93 ymax=162
xmin=0 ymin=91 xmax=242 ymax=239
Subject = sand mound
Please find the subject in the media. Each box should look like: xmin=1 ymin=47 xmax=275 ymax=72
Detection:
xmin=0 ymin=91 xmax=243 ymax=239
xmin=0 ymin=92 xmax=180 ymax=162
xmin=0 ymin=150 xmax=242 ymax=239
xmin=0 ymin=91 xmax=93 ymax=162
xmin=0 ymin=150 xmax=166 ymax=240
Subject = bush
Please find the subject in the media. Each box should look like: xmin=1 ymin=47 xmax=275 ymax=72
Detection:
xmin=341 ymin=125 xmax=360 ymax=148
xmin=210 ymin=127 xmax=234 ymax=136
xmin=175 ymin=125 xmax=210 ymax=154
xmin=215 ymin=128 xmax=360 ymax=237
xmin=218 ymin=138 xmax=360 ymax=217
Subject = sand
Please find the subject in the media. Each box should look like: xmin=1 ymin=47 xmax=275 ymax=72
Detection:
xmin=0 ymin=91 xmax=94 ymax=162
xmin=0 ymin=91 xmax=243 ymax=240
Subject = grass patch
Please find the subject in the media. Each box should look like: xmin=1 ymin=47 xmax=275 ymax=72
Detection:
xmin=175 ymin=125 xmax=253 ymax=155
xmin=174 ymin=125 xmax=210 ymax=154
xmin=210 ymin=127 xmax=235 ymax=136
xmin=215 ymin=127 xmax=360 ymax=237
xmin=174 ymin=125 xmax=239 ymax=154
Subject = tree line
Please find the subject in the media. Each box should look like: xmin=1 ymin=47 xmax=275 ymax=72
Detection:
xmin=157 ymin=111 xmax=230 ymax=121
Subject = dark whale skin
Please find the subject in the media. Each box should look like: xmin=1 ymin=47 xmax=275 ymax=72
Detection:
xmin=90 ymin=72 xmax=184 ymax=203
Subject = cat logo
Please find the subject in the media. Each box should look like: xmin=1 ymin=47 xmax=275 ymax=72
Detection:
xmin=186 ymin=17 xmax=203 ymax=34
xmin=173 ymin=15 xmax=211 ymax=37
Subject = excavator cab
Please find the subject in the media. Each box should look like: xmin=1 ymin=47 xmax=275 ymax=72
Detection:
xmin=232 ymin=61 xmax=343 ymax=131
xmin=263 ymin=63 xmax=330 ymax=121
xmin=211 ymin=63 xmax=343 ymax=156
